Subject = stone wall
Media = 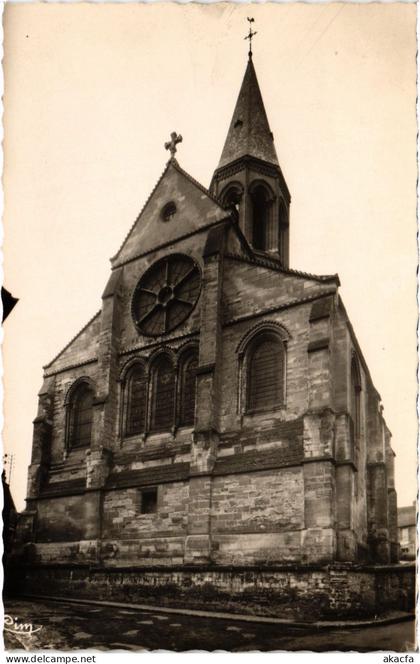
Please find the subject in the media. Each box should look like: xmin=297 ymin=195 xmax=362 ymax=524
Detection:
xmin=36 ymin=494 xmax=98 ymax=542
xmin=101 ymin=482 xmax=189 ymax=566
xmin=11 ymin=563 xmax=415 ymax=621
xmin=212 ymin=467 xmax=304 ymax=564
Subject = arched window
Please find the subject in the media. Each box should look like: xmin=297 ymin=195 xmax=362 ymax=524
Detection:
xmin=221 ymin=184 xmax=243 ymax=212
xmin=151 ymin=355 xmax=176 ymax=432
xmin=124 ymin=364 xmax=147 ymax=437
xmin=251 ymin=185 xmax=271 ymax=251
xmin=179 ymin=352 xmax=198 ymax=426
xmin=247 ymin=335 xmax=285 ymax=412
xmin=351 ymin=357 xmax=362 ymax=439
xmin=67 ymin=382 xmax=94 ymax=449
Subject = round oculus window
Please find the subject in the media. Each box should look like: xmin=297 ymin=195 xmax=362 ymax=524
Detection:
xmin=132 ymin=254 xmax=201 ymax=337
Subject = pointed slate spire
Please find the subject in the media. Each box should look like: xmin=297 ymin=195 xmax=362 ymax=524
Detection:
xmin=217 ymin=57 xmax=279 ymax=169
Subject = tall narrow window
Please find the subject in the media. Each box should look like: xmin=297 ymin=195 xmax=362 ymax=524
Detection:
xmin=247 ymin=335 xmax=285 ymax=412
xmin=252 ymin=185 xmax=271 ymax=251
xmin=179 ymin=353 xmax=198 ymax=426
xmin=125 ymin=365 xmax=147 ymax=437
xmin=351 ymin=357 xmax=362 ymax=438
xmin=151 ymin=355 xmax=175 ymax=432
xmin=278 ymin=200 xmax=288 ymax=262
xmin=69 ymin=383 xmax=94 ymax=449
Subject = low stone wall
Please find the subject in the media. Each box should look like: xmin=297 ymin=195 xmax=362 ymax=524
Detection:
xmin=7 ymin=562 xmax=415 ymax=621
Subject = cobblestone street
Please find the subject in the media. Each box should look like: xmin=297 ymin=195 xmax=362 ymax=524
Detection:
xmin=4 ymin=598 xmax=416 ymax=652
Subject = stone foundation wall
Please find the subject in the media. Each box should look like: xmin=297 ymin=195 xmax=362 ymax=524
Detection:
xmin=9 ymin=563 xmax=415 ymax=621
xmin=212 ymin=532 xmax=303 ymax=565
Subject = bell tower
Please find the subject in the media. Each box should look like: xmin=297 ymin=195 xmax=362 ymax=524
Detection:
xmin=210 ymin=47 xmax=291 ymax=266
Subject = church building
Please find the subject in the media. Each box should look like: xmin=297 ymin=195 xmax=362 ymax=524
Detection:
xmin=12 ymin=43 xmax=412 ymax=619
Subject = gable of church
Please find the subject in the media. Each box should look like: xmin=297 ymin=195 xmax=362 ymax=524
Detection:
xmin=112 ymin=161 xmax=230 ymax=268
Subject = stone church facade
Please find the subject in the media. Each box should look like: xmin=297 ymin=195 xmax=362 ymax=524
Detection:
xmin=12 ymin=54 xmax=412 ymax=618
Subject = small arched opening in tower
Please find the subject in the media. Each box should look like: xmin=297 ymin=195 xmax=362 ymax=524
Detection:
xmin=251 ymin=184 xmax=271 ymax=251
xmin=278 ymin=199 xmax=289 ymax=264
xmin=221 ymin=182 xmax=243 ymax=214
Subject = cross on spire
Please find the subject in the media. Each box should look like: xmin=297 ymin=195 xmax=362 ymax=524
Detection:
xmin=164 ymin=131 xmax=183 ymax=161
xmin=244 ymin=17 xmax=257 ymax=59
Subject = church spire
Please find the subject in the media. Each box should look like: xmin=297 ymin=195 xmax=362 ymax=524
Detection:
xmin=217 ymin=56 xmax=279 ymax=170
xmin=211 ymin=31 xmax=290 ymax=267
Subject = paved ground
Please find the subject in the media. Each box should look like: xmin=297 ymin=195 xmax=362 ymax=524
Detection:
xmin=3 ymin=598 xmax=417 ymax=652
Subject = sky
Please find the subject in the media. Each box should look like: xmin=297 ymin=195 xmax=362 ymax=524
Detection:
xmin=3 ymin=2 xmax=417 ymax=511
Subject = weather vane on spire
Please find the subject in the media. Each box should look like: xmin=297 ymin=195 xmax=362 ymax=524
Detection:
xmin=244 ymin=17 xmax=257 ymax=59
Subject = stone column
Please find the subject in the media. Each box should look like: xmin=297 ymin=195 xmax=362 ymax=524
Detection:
xmin=85 ymin=446 xmax=113 ymax=564
xmin=366 ymin=398 xmax=390 ymax=563
xmin=302 ymin=410 xmax=337 ymax=562
xmin=91 ymin=268 xmax=123 ymax=453
xmin=82 ymin=269 xmax=122 ymax=564
xmin=11 ymin=376 xmax=55 ymax=565
xmin=26 ymin=376 xmax=55 ymax=500
xmin=367 ymin=462 xmax=390 ymax=562
xmin=329 ymin=312 xmax=358 ymax=560
xmin=266 ymin=199 xmax=277 ymax=252
xmin=334 ymin=410 xmax=358 ymax=561
xmin=279 ymin=218 xmax=289 ymax=267
xmin=87 ymin=268 xmax=123 ymax=457
xmin=302 ymin=299 xmax=337 ymax=563
xmin=184 ymin=228 xmax=225 ymax=564
xmin=386 ymin=440 xmax=399 ymax=563
xmin=186 ymin=420 xmax=218 ymax=566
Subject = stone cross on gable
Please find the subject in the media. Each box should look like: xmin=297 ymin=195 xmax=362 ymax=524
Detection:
xmin=164 ymin=132 xmax=183 ymax=160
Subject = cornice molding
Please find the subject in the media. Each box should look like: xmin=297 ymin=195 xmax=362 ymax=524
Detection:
xmin=224 ymin=252 xmax=339 ymax=284
xmin=223 ymin=289 xmax=338 ymax=329
xmin=119 ymin=330 xmax=199 ymax=358
xmin=44 ymin=357 xmax=98 ymax=379
xmin=211 ymin=155 xmax=291 ymax=203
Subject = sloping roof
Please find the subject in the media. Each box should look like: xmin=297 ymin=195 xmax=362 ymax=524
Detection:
xmin=217 ymin=57 xmax=279 ymax=169
xmin=43 ymin=310 xmax=101 ymax=370
xmin=172 ymin=159 xmax=226 ymax=207
xmin=225 ymin=252 xmax=340 ymax=285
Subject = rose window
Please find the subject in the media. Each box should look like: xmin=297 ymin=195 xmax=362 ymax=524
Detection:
xmin=132 ymin=254 xmax=201 ymax=336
